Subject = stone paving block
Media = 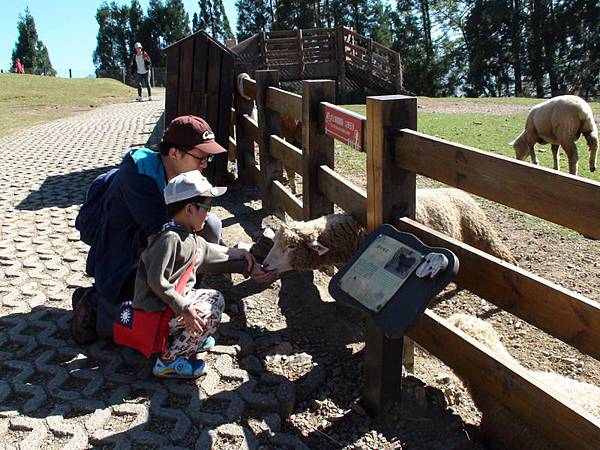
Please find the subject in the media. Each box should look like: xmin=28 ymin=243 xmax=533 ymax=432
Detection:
xmin=195 ymin=423 xmax=258 ymax=450
xmin=46 ymin=404 xmax=89 ymax=450
xmin=3 ymin=360 xmax=47 ymax=414
xmin=9 ymin=416 xmax=48 ymax=450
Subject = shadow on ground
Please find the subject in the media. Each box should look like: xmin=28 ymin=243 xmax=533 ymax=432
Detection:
xmin=15 ymin=112 xmax=165 ymax=211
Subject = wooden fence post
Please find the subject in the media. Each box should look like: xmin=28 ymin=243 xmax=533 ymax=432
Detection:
xmin=335 ymin=26 xmax=347 ymax=103
xmin=302 ymin=80 xmax=336 ymax=220
xmin=234 ymin=81 xmax=255 ymax=185
xmin=364 ymin=94 xmax=418 ymax=413
xmin=256 ymin=70 xmax=283 ymax=211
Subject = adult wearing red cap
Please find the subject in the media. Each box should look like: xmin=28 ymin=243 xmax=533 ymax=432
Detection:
xmin=71 ymin=115 xmax=277 ymax=343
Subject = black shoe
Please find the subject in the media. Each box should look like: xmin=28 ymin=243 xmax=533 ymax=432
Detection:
xmin=70 ymin=289 xmax=98 ymax=344
xmin=71 ymin=286 xmax=89 ymax=309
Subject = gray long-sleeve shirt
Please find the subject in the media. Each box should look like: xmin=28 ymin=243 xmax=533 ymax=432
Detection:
xmin=132 ymin=225 xmax=230 ymax=316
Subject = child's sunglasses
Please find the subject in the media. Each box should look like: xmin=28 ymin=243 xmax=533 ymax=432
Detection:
xmin=193 ymin=202 xmax=212 ymax=212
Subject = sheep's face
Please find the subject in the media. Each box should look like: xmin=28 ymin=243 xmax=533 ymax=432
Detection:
xmin=512 ymin=133 xmax=529 ymax=160
xmin=262 ymin=227 xmax=329 ymax=273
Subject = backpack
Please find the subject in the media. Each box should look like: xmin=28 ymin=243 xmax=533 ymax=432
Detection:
xmin=75 ymin=168 xmax=119 ymax=246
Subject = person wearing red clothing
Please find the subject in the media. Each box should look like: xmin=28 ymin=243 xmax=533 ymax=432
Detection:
xmin=13 ymin=58 xmax=24 ymax=74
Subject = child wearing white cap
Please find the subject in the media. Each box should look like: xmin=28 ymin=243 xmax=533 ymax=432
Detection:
xmin=115 ymin=171 xmax=255 ymax=378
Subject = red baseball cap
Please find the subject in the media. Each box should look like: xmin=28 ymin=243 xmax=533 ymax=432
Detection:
xmin=163 ymin=115 xmax=227 ymax=154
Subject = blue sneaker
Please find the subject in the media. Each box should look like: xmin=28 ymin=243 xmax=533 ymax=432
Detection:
xmin=153 ymin=357 xmax=206 ymax=379
xmin=199 ymin=336 xmax=215 ymax=352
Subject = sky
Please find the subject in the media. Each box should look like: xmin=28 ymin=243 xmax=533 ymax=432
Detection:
xmin=0 ymin=0 xmax=238 ymax=78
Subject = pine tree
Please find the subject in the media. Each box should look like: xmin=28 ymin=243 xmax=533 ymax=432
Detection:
xmin=235 ymin=0 xmax=271 ymax=40
xmin=93 ymin=1 xmax=132 ymax=75
xmin=34 ymin=41 xmax=56 ymax=76
xmin=11 ymin=8 xmax=39 ymax=73
xmin=164 ymin=0 xmax=191 ymax=43
xmin=196 ymin=0 xmax=234 ymax=42
xmin=128 ymin=0 xmax=145 ymax=45
xmin=370 ymin=1 xmax=392 ymax=47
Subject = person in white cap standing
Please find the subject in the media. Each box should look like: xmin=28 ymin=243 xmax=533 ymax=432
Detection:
xmin=130 ymin=42 xmax=152 ymax=101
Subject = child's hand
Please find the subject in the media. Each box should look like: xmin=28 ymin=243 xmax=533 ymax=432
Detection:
xmin=181 ymin=304 xmax=207 ymax=335
xmin=226 ymin=248 xmax=255 ymax=272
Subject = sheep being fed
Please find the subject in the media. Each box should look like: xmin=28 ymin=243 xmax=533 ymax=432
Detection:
xmin=511 ymin=95 xmax=598 ymax=175
xmin=262 ymin=188 xmax=516 ymax=273
xmin=448 ymin=313 xmax=600 ymax=449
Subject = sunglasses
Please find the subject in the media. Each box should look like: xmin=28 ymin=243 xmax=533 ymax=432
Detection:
xmin=193 ymin=202 xmax=212 ymax=212
xmin=183 ymin=151 xmax=214 ymax=163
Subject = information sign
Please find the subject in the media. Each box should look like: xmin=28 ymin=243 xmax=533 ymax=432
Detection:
xmin=340 ymin=235 xmax=423 ymax=312
xmin=324 ymin=105 xmax=364 ymax=151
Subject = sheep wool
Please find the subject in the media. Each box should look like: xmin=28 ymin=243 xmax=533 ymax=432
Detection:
xmin=512 ymin=95 xmax=598 ymax=175
xmin=416 ymin=189 xmax=517 ymax=265
xmin=280 ymin=213 xmax=366 ymax=271
xmin=448 ymin=313 xmax=600 ymax=449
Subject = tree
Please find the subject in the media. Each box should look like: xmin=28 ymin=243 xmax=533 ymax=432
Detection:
xmin=34 ymin=41 xmax=56 ymax=76
xmin=195 ymin=0 xmax=234 ymax=42
xmin=370 ymin=1 xmax=393 ymax=47
xmin=93 ymin=1 xmax=131 ymax=75
xmin=11 ymin=8 xmax=39 ymax=73
xmin=235 ymin=0 xmax=271 ymax=40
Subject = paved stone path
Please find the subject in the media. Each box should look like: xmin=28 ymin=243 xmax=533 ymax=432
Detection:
xmin=0 ymin=94 xmax=311 ymax=449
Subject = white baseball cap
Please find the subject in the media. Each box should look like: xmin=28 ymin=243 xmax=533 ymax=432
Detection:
xmin=134 ymin=42 xmax=143 ymax=49
xmin=164 ymin=171 xmax=226 ymax=205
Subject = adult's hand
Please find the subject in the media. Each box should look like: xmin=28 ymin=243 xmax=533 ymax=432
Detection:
xmin=249 ymin=263 xmax=279 ymax=284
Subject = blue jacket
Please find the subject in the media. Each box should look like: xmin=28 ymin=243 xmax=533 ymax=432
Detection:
xmin=86 ymin=148 xmax=168 ymax=305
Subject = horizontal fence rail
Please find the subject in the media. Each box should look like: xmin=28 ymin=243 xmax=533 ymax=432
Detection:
xmin=394 ymin=129 xmax=600 ymax=239
xmin=266 ymin=87 xmax=302 ymax=121
xmin=270 ymin=135 xmax=303 ymax=175
xmin=241 ymin=77 xmax=257 ymax=100
xmin=396 ymin=217 xmax=600 ymax=362
xmin=230 ymin=74 xmax=600 ymax=445
xmin=408 ymin=311 xmax=600 ymax=450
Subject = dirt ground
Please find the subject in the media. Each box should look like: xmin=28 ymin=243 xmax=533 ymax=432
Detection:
xmin=212 ymin=98 xmax=600 ymax=448
xmin=416 ymin=98 xmax=533 ymax=115
xmin=212 ymin=171 xmax=600 ymax=449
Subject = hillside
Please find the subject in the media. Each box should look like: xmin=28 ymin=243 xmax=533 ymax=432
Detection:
xmin=0 ymin=74 xmax=136 ymax=137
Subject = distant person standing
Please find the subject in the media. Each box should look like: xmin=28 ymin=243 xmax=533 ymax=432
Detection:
xmin=131 ymin=42 xmax=152 ymax=102
xmin=13 ymin=58 xmax=24 ymax=74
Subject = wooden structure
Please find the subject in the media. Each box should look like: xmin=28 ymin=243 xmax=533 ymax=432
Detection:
xmin=231 ymin=26 xmax=404 ymax=100
xmin=165 ymin=31 xmax=235 ymax=183
xmin=230 ymin=70 xmax=600 ymax=448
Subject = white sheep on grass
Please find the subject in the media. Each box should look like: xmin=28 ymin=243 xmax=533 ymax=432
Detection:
xmin=511 ymin=95 xmax=598 ymax=176
xmin=262 ymin=188 xmax=516 ymax=273
xmin=448 ymin=313 xmax=600 ymax=449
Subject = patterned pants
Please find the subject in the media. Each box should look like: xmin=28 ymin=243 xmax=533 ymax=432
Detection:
xmin=160 ymin=289 xmax=224 ymax=361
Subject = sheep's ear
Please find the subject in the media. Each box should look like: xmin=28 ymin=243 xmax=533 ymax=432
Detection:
xmin=309 ymin=240 xmax=329 ymax=256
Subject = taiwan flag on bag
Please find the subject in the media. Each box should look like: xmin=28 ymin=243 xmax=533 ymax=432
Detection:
xmin=114 ymin=301 xmax=174 ymax=358
xmin=113 ymin=237 xmax=196 ymax=358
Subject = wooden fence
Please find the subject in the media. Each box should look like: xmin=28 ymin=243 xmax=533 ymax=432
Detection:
xmin=229 ymin=70 xmax=600 ymax=448
xmin=231 ymin=26 xmax=403 ymax=100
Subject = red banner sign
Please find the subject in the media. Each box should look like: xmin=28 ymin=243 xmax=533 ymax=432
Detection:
xmin=324 ymin=105 xmax=364 ymax=151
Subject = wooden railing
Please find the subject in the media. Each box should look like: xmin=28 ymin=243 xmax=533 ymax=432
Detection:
xmin=229 ymin=70 xmax=600 ymax=449
xmin=231 ymin=26 xmax=403 ymax=99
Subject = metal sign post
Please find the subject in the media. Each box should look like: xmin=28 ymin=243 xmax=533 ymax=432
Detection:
xmin=329 ymin=225 xmax=459 ymax=413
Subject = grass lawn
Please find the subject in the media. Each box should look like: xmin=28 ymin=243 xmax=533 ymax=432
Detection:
xmin=338 ymin=98 xmax=600 ymax=184
xmin=0 ymin=73 xmax=135 ymax=137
